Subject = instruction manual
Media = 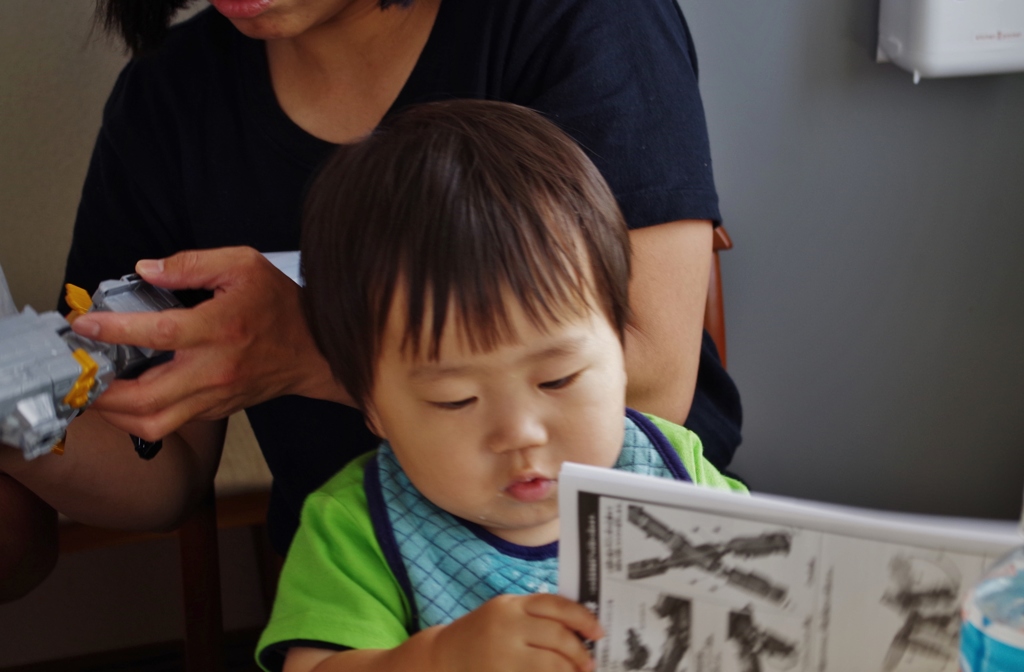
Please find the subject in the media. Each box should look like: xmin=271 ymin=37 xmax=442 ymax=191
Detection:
xmin=557 ymin=463 xmax=1020 ymax=672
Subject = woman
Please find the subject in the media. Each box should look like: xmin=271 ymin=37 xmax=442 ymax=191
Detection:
xmin=0 ymin=0 xmax=740 ymax=574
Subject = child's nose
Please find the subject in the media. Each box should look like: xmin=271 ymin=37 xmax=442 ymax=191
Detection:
xmin=485 ymin=403 xmax=548 ymax=454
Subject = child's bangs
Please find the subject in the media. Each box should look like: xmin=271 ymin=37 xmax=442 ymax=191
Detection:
xmin=395 ymin=204 xmax=598 ymax=362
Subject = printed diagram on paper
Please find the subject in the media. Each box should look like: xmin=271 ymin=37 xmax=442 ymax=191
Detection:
xmin=559 ymin=465 xmax=1018 ymax=672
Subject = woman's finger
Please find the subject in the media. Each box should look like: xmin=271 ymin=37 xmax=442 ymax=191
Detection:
xmin=71 ymin=308 xmax=208 ymax=352
xmin=135 ymin=246 xmax=269 ymax=292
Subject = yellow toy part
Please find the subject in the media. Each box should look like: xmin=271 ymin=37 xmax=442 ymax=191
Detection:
xmin=63 ymin=349 xmax=99 ymax=409
xmin=64 ymin=283 xmax=93 ymax=321
xmin=50 ymin=438 xmax=66 ymax=456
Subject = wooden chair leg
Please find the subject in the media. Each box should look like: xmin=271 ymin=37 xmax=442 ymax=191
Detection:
xmin=179 ymin=488 xmax=225 ymax=672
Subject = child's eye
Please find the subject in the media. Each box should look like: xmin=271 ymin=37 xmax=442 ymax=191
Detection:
xmin=539 ymin=372 xmax=581 ymax=390
xmin=428 ymin=399 xmax=475 ymax=409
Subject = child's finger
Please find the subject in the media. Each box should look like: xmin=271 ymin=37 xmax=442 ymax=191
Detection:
xmin=519 ymin=618 xmax=595 ymax=672
xmin=523 ymin=594 xmax=605 ymax=641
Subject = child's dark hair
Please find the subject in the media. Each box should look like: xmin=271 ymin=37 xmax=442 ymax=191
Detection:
xmin=301 ymin=100 xmax=631 ymax=410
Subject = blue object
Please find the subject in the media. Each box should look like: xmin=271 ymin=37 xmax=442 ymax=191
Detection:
xmin=961 ymin=546 xmax=1024 ymax=672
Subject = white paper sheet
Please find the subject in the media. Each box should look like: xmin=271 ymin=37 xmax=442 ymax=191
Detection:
xmin=262 ymin=250 xmax=302 ymax=286
xmin=558 ymin=463 xmax=1020 ymax=672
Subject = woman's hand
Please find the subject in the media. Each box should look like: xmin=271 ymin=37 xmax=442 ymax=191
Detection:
xmin=69 ymin=246 xmax=352 ymax=441
xmin=429 ymin=594 xmax=602 ymax=672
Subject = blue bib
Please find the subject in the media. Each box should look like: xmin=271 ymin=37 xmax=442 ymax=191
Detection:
xmin=364 ymin=408 xmax=691 ymax=632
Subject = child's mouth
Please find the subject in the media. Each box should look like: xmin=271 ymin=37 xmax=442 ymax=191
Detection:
xmin=505 ymin=477 xmax=555 ymax=502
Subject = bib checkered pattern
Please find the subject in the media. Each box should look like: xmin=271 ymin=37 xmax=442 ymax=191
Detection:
xmin=376 ymin=414 xmax=681 ymax=630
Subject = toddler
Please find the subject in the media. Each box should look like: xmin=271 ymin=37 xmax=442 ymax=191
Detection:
xmin=256 ymin=99 xmax=746 ymax=672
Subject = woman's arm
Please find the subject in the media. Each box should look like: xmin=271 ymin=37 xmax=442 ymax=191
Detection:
xmin=624 ymin=219 xmax=713 ymax=425
xmin=0 ymin=412 xmax=225 ymax=532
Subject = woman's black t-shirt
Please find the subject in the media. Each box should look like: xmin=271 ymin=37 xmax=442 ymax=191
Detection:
xmin=64 ymin=0 xmax=742 ymax=554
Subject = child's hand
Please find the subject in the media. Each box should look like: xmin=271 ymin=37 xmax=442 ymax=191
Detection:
xmin=429 ymin=594 xmax=603 ymax=672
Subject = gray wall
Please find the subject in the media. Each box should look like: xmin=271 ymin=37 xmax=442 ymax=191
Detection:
xmin=0 ymin=3 xmax=126 ymax=313
xmin=682 ymin=0 xmax=1024 ymax=519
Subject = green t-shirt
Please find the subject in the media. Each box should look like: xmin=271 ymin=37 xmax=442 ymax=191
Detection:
xmin=256 ymin=414 xmax=746 ymax=671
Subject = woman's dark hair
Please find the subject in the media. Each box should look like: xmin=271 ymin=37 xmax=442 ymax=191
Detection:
xmin=96 ymin=0 xmax=413 ymax=56
xmin=301 ymin=99 xmax=632 ymax=410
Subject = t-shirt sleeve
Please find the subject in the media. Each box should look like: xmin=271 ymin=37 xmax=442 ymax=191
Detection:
xmin=256 ymin=459 xmax=411 ymax=671
xmin=506 ymin=0 xmax=720 ymax=228
xmin=646 ymin=414 xmax=748 ymax=493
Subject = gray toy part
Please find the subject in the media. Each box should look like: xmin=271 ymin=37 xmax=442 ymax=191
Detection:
xmin=0 ymin=309 xmax=116 ymax=458
xmin=0 ymin=264 xmax=16 ymax=318
xmin=1 ymin=273 xmax=181 ymax=460
xmin=91 ymin=274 xmax=182 ymax=371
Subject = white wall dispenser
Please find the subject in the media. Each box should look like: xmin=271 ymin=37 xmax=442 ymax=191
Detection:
xmin=878 ymin=0 xmax=1024 ymax=83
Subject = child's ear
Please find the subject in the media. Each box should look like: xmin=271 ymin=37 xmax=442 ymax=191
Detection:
xmin=363 ymin=402 xmax=388 ymax=439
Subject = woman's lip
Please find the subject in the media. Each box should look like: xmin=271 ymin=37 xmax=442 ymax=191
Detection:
xmin=210 ymin=0 xmax=274 ymax=20
xmin=505 ymin=477 xmax=556 ymax=503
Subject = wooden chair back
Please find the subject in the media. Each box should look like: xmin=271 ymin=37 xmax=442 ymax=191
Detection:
xmin=704 ymin=226 xmax=733 ymax=368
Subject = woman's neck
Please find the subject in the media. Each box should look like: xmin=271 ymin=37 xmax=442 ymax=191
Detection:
xmin=265 ymin=0 xmax=442 ymax=144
